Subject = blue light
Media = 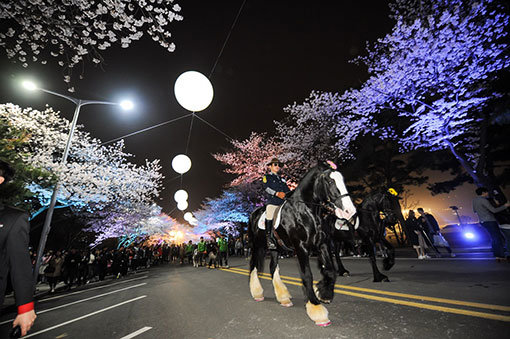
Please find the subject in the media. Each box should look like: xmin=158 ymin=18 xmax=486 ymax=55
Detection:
xmin=464 ymin=232 xmax=475 ymax=239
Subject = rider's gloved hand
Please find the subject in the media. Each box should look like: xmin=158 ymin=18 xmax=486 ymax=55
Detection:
xmin=276 ymin=192 xmax=286 ymax=199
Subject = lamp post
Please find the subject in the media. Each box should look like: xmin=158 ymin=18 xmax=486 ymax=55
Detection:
xmin=22 ymin=81 xmax=134 ymax=283
xmin=449 ymin=205 xmax=463 ymax=226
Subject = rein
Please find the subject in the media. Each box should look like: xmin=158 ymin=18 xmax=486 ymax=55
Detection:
xmin=289 ymin=199 xmax=337 ymax=215
xmin=289 ymin=192 xmax=352 ymax=215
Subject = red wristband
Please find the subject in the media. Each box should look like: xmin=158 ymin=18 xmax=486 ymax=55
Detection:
xmin=17 ymin=302 xmax=34 ymax=314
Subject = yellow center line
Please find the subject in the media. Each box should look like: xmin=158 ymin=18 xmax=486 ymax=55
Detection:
xmin=226 ymin=267 xmax=510 ymax=312
xmin=221 ymin=268 xmax=510 ymax=322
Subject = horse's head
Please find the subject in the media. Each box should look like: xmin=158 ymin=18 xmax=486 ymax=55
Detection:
xmin=365 ymin=189 xmax=401 ymax=225
xmin=314 ymin=161 xmax=357 ymax=221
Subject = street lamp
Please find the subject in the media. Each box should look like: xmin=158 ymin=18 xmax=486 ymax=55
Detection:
xmin=23 ymin=79 xmax=134 ymax=283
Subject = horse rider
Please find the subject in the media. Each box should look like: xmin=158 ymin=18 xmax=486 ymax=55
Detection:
xmin=262 ymin=157 xmax=291 ymax=250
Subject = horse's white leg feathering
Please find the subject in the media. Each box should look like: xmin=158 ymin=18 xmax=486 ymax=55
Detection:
xmin=272 ymin=266 xmax=293 ymax=307
xmin=305 ymin=301 xmax=331 ymax=327
xmin=250 ymin=268 xmax=264 ymax=301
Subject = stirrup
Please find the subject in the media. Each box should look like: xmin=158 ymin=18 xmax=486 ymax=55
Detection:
xmin=267 ymin=239 xmax=277 ymax=250
xmin=266 ymin=230 xmax=277 ymax=250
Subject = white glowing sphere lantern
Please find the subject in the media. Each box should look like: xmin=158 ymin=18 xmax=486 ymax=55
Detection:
xmin=177 ymin=200 xmax=188 ymax=211
xmin=174 ymin=71 xmax=214 ymax=112
xmin=173 ymin=189 xmax=188 ymax=203
xmin=172 ymin=154 xmax=192 ymax=174
xmin=184 ymin=212 xmax=193 ymax=222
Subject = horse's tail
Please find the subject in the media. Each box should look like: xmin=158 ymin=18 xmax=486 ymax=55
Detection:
xmin=248 ymin=207 xmax=265 ymax=273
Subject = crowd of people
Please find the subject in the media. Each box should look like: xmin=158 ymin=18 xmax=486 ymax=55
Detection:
xmin=34 ymin=234 xmax=251 ymax=293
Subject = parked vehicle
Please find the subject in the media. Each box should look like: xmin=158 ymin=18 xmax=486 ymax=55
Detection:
xmin=440 ymin=223 xmax=491 ymax=248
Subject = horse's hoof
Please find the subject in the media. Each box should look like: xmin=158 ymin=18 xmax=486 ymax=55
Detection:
xmin=316 ymin=321 xmax=331 ymax=327
xmin=281 ymin=301 xmax=293 ymax=307
xmin=342 ymin=272 xmax=350 ymax=277
xmin=254 ymin=297 xmax=264 ymax=302
xmin=321 ymin=299 xmax=332 ymax=304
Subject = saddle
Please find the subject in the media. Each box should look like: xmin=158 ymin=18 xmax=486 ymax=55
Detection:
xmin=257 ymin=203 xmax=293 ymax=251
xmin=257 ymin=202 xmax=285 ymax=230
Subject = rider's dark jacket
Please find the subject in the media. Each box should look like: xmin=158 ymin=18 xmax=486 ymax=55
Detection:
xmin=263 ymin=172 xmax=290 ymax=206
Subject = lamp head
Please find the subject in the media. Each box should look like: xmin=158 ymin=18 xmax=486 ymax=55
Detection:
xmin=119 ymin=100 xmax=134 ymax=110
xmin=22 ymin=80 xmax=38 ymax=91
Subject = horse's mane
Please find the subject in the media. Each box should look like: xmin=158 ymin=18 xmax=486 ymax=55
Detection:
xmin=360 ymin=191 xmax=385 ymax=209
xmin=288 ymin=165 xmax=322 ymax=200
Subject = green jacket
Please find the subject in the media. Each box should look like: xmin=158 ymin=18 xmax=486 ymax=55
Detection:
xmin=185 ymin=244 xmax=194 ymax=254
xmin=218 ymin=238 xmax=228 ymax=252
xmin=197 ymin=241 xmax=206 ymax=252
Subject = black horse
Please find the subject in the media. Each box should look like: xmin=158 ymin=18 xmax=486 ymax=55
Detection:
xmin=325 ymin=191 xmax=403 ymax=282
xmin=248 ymin=161 xmax=357 ymax=326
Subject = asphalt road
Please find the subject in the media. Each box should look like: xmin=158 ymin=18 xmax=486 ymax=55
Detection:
xmin=1 ymin=255 xmax=509 ymax=339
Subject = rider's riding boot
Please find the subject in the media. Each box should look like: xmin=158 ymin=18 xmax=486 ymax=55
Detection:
xmin=265 ymin=219 xmax=277 ymax=250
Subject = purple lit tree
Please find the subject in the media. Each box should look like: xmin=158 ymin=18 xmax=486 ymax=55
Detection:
xmin=84 ymin=203 xmax=181 ymax=247
xmin=347 ymin=0 xmax=510 ymax=199
xmin=193 ymin=190 xmax=253 ymax=236
xmin=276 ymin=90 xmax=374 ymax=180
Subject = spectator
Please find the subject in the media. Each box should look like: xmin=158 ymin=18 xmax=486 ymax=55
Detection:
xmin=228 ymin=237 xmax=235 ymax=257
xmin=218 ymin=235 xmax=229 ymax=268
xmin=46 ymin=250 xmax=64 ymax=293
xmin=472 ymin=187 xmax=510 ymax=259
xmin=179 ymin=243 xmax=186 ymax=265
xmin=87 ymin=250 xmax=96 ymax=282
xmin=185 ymin=240 xmax=194 ymax=264
xmin=0 ymin=160 xmax=37 ymax=336
xmin=64 ymin=248 xmax=80 ymax=289
xmin=406 ymin=210 xmax=429 ymax=259
xmin=97 ymin=249 xmax=108 ymax=281
xmin=207 ymin=240 xmax=218 ymax=269
xmin=77 ymin=250 xmax=88 ymax=285
xmin=243 ymin=233 xmax=251 ymax=259
xmin=197 ymin=237 xmax=207 ymax=267
xmin=235 ymin=237 xmax=243 ymax=257
xmin=39 ymin=250 xmax=53 ymax=284
xmin=417 ymin=207 xmax=455 ymax=257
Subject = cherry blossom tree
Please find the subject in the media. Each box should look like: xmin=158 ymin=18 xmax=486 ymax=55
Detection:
xmin=0 ymin=0 xmax=183 ymax=90
xmin=0 ymin=115 xmax=54 ymax=208
xmin=212 ymin=132 xmax=283 ymax=186
xmin=0 ymin=103 xmax=163 ymax=216
xmin=346 ymin=0 xmax=510 ymax=199
xmin=276 ymin=90 xmax=375 ymax=179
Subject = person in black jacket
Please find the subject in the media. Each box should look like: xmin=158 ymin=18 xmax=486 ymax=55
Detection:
xmin=0 ymin=160 xmax=37 ymax=336
xmin=262 ymin=158 xmax=291 ymax=250
xmin=418 ymin=207 xmax=455 ymax=257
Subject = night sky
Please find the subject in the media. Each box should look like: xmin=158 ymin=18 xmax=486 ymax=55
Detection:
xmin=10 ymin=1 xmax=474 ymax=223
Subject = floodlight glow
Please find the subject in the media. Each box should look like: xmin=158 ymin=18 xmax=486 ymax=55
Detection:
xmin=184 ymin=212 xmax=193 ymax=221
xmin=173 ymin=189 xmax=188 ymax=203
xmin=172 ymin=154 xmax=192 ymax=174
xmin=119 ymin=100 xmax=134 ymax=110
xmin=464 ymin=232 xmax=475 ymax=239
xmin=177 ymin=200 xmax=188 ymax=211
xmin=22 ymin=80 xmax=37 ymax=91
xmin=174 ymin=71 xmax=214 ymax=112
